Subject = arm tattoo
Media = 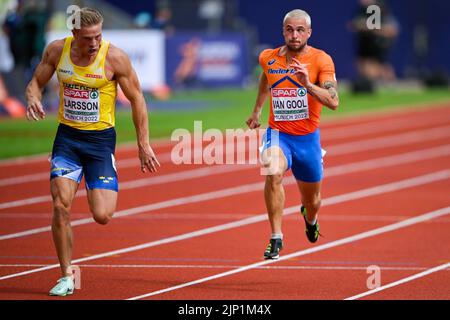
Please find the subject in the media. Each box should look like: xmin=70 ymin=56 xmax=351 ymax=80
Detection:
xmin=323 ymin=81 xmax=338 ymax=99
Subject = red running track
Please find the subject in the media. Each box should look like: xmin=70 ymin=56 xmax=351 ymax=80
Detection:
xmin=0 ymin=103 xmax=449 ymax=300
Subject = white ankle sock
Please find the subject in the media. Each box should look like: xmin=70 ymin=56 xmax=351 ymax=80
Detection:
xmin=271 ymin=233 xmax=283 ymax=240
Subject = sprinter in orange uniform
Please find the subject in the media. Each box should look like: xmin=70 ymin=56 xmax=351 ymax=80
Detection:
xmin=25 ymin=7 xmax=160 ymax=296
xmin=246 ymin=9 xmax=339 ymax=259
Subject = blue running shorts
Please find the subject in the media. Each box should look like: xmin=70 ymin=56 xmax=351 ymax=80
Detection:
xmin=50 ymin=124 xmax=118 ymax=191
xmin=260 ymin=127 xmax=325 ymax=183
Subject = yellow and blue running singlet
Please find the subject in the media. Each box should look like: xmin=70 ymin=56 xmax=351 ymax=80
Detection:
xmin=50 ymin=37 xmax=118 ymax=191
xmin=56 ymin=36 xmax=117 ymax=130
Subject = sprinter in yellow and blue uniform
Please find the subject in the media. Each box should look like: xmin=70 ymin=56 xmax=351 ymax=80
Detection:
xmin=52 ymin=35 xmax=119 ymax=192
xmin=25 ymin=7 xmax=160 ymax=296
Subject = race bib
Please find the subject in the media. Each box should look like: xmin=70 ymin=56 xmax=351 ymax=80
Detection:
xmin=63 ymin=83 xmax=100 ymax=122
xmin=271 ymin=87 xmax=309 ymax=121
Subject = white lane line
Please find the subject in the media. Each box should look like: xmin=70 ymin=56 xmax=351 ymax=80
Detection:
xmin=126 ymin=206 xmax=450 ymax=300
xmin=0 ymin=136 xmax=175 ymax=166
xmin=325 ymin=144 xmax=450 ymax=176
xmin=2 ymin=124 xmax=450 ymax=188
xmin=0 ymin=181 xmax=264 ymax=241
xmin=0 ymin=164 xmax=255 ymax=211
xmin=1 ymin=144 xmax=449 ymax=240
xmin=0 ymin=153 xmax=50 ymax=166
xmin=326 ymin=125 xmax=450 ymax=156
xmin=1 ymin=143 xmax=449 ymax=211
xmin=0 ymin=172 xmax=48 ymax=188
xmin=3 ymin=211 xmax=450 ymax=223
xmin=0 ymin=170 xmax=448 ymax=281
xmin=344 ymin=262 xmax=450 ymax=300
xmin=0 ymin=213 xmax=89 ymax=219
xmin=0 ymin=147 xmax=184 ymax=187
xmin=323 ymin=112 xmax=450 ymax=140
xmin=2 ymin=263 xmax=448 ymax=272
xmin=2 ymin=104 xmax=448 ymax=167
xmin=0 ymin=195 xmax=51 ymax=210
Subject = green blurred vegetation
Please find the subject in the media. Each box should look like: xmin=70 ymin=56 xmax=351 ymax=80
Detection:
xmin=0 ymin=87 xmax=449 ymax=159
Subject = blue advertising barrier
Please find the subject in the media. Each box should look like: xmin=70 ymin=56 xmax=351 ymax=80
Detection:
xmin=165 ymin=32 xmax=249 ymax=89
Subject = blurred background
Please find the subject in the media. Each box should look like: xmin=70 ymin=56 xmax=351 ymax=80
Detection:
xmin=0 ymin=0 xmax=449 ymax=159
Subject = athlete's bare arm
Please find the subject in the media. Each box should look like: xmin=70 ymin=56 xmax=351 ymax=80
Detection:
xmin=108 ymin=46 xmax=160 ymax=173
xmin=290 ymin=57 xmax=339 ymax=110
xmin=25 ymin=40 xmax=64 ymax=121
xmin=246 ymin=72 xmax=270 ymax=129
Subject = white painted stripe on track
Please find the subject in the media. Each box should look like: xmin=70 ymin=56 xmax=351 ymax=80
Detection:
xmin=1 ymin=102 xmax=447 ymax=168
xmin=326 ymin=125 xmax=450 ymax=155
xmin=2 ymin=124 xmax=450 ymax=187
xmin=0 ymin=164 xmax=255 ymax=211
xmin=0 ymin=153 xmax=50 ymax=166
xmin=3 ymin=211 xmax=450 ymax=223
xmin=2 ymin=142 xmax=449 ymax=212
xmin=0 ymin=101 xmax=447 ymax=167
xmin=0 ymin=136 xmax=175 ymax=166
xmin=0 ymin=172 xmax=48 ymax=187
xmin=0 ymin=170 xmax=448 ymax=281
xmin=0 ymin=195 xmax=52 ymax=210
xmin=126 ymin=206 xmax=450 ymax=300
xmin=323 ymin=112 xmax=450 ymax=140
xmin=1 ymin=145 xmax=449 ymax=239
xmin=325 ymin=144 xmax=450 ymax=176
xmin=0 ymin=182 xmax=266 ymax=240
xmin=344 ymin=262 xmax=450 ymax=300
xmin=1 ymin=263 xmax=448 ymax=272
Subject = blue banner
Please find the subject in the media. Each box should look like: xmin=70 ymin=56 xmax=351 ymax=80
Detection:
xmin=166 ymin=32 xmax=249 ymax=89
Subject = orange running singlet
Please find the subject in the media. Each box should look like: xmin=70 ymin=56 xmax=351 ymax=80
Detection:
xmin=259 ymin=46 xmax=336 ymax=135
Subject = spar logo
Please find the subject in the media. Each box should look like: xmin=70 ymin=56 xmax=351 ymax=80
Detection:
xmin=63 ymin=87 xmax=99 ymax=99
xmin=64 ymin=88 xmax=89 ymax=99
xmin=272 ymin=88 xmax=307 ymax=97
xmin=298 ymin=87 xmax=307 ymax=96
xmin=90 ymin=90 xmax=99 ymax=99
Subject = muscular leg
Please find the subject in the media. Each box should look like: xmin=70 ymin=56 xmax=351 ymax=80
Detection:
xmin=50 ymin=177 xmax=79 ymax=277
xmin=87 ymin=189 xmax=117 ymax=225
xmin=297 ymin=180 xmax=322 ymax=224
xmin=262 ymin=146 xmax=288 ymax=235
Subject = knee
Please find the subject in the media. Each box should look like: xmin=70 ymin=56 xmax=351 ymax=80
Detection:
xmin=263 ymin=164 xmax=285 ymax=177
xmin=53 ymin=200 xmax=71 ymax=224
xmin=303 ymin=194 xmax=321 ymax=210
xmin=261 ymin=151 xmax=286 ymax=177
xmin=266 ymin=173 xmax=284 ymax=188
xmin=92 ymin=209 xmax=113 ymax=225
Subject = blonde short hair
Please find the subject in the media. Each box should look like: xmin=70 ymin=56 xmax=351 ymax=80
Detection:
xmin=78 ymin=7 xmax=103 ymax=28
xmin=283 ymin=9 xmax=311 ymax=28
